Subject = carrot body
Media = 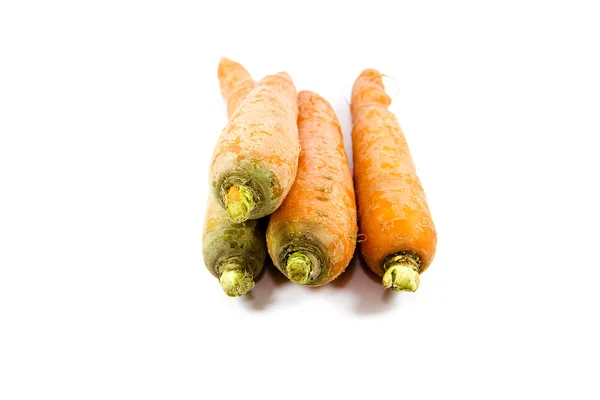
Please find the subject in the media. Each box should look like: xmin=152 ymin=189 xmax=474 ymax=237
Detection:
xmin=217 ymin=57 xmax=255 ymax=117
xmin=210 ymin=72 xmax=299 ymax=222
xmin=202 ymin=198 xmax=266 ymax=296
xmin=267 ymin=91 xmax=357 ymax=286
xmin=201 ymin=58 xmax=265 ymax=297
xmin=351 ymin=69 xmax=437 ymax=291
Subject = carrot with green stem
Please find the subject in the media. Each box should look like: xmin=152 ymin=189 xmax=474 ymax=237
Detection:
xmin=267 ymin=91 xmax=357 ymax=286
xmin=351 ymin=69 xmax=437 ymax=292
xmin=202 ymin=58 xmax=265 ymax=297
xmin=203 ymin=198 xmax=266 ymax=296
xmin=210 ymin=71 xmax=300 ymax=222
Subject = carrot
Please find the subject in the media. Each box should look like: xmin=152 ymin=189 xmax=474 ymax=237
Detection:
xmin=203 ymin=198 xmax=266 ymax=296
xmin=210 ymin=72 xmax=300 ymax=223
xmin=267 ymin=91 xmax=357 ymax=286
xmin=201 ymin=58 xmax=265 ymax=297
xmin=351 ymin=69 xmax=437 ymax=292
xmin=217 ymin=57 xmax=255 ymax=117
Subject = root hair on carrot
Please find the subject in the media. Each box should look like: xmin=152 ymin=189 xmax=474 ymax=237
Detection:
xmin=380 ymin=74 xmax=400 ymax=101
xmin=356 ymin=233 xmax=367 ymax=243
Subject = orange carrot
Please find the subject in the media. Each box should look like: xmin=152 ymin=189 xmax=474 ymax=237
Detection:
xmin=201 ymin=59 xmax=265 ymax=297
xmin=351 ymin=69 xmax=437 ymax=292
xmin=210 ymin=72 xmax=300 ymax=223
xmin=267 ymin=91 xmax=357 ymax=286
xmin=217 ymin=57 xmax=255 ymax=117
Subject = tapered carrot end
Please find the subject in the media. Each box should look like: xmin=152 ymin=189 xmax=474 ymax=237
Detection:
xmin=298 ymin=89 xmax=314 ymax=98
xmin=225 ymin=185 xmax=255 ymax=223
xmin=219 ymin=269 xmax=255 ymax=297
xmin=286 ymin=251 xmax=312 ymax=285
xmin=218 ymin=57 xmax=247 ymax=78
xmin=218 ymin=57 xmax=237 ymax=77
xmin=359 ymin=68 xmax=383 ymax=79
xmin=382 ymin=263 xmax=420 ymax=292
xmin=218 ymin=57 xmax=230 ymax=71
xmin=218 ymin=56 xmax=237 ymax=67
xmin=352 ymin=69 xmax=390 ymax=111
xmin=275 ymin=71 xmax=293 ymax=84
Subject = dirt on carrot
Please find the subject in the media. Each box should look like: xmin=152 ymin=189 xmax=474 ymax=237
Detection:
xmin=203 ymin=197 xmax=266 ymax=297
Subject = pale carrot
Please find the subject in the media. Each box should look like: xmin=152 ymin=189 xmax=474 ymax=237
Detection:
xmin=351 ymin=69 xmax=437 ymax=292
xmin=202 ymin=198 xmax=266 ymax=297
xmin=267 ymin=91 xmax=357 ymax=286
xmin=202 ymin=59 xmax=265 ymax=297
xmin=210 ymin=72 xmax=300 ymax=222
xmin=217 ymin=57 xmax=255 ymax=117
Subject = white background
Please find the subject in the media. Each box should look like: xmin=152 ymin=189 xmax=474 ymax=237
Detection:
xmin=1 ymin=1 xmax=599 ymax=399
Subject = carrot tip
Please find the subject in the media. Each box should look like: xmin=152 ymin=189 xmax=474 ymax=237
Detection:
xmin=219 ymin=268 xmax=255 ymax=297
xmin=382 ymin=263 xmax=420 ymax=292
xmin=286 ymin=251 xmax=312 ymax=285
xmin=225 ymin=185 xmax=255 ymax=223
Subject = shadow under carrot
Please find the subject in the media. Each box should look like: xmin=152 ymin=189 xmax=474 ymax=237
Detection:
xmin=242 ymin=259 xmax=289 ymax=311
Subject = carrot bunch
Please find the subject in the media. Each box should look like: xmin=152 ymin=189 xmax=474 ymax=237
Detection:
xmin=202 ymin=58 xmax=437 ymax=297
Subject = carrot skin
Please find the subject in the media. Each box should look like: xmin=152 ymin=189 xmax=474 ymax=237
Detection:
xmin=267 ymin=91 xmax=357 ymax=286
xmin=217 ymin=57 xmax=255 ymax=117
xmin=210 ymin=72 xmax=300 ymax=222
xmin=351 ymin=69 xmax=437 ymax=288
